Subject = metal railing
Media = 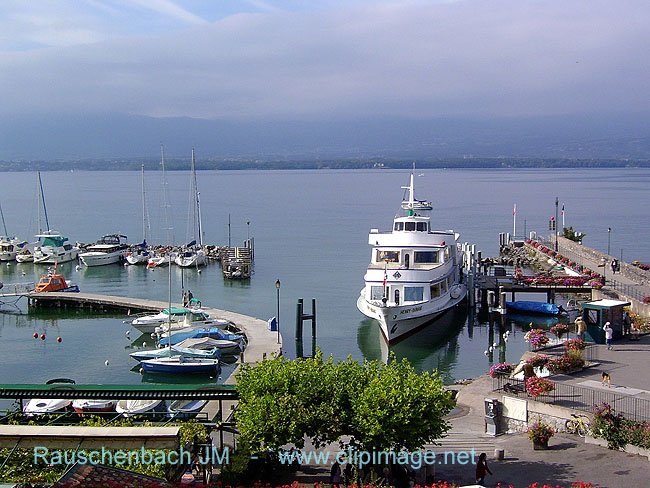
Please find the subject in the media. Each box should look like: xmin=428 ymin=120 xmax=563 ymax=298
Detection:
xmin=609 ymin=280 xmax=647 ymax=302
xmin=493 ymin=375 xmax=650 ymax=423
xmin=533 ymin=343 xmax=598 ymax=363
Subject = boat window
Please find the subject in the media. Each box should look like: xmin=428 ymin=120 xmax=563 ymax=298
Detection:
xmin=394 ymin=222 xmax=404 ymax=231
xmin=370 ymin=286 xmax=384 ymax=300
xmin=441 ymin=279 xmax=448 ymax=294
xmin=395 ymin=289 xmax=400 ymax=305
xmin=416 ymin=222 xmax=427 ymax=231
xmin=405 ymin=222 xmax=416 ymax=231
xmin=430 ymin=283 xmax=441 ymax=298
xmin=404 ymin=286 xmax=423 ymax=302
xmin=376 ymin=250 xmax=399 ymax=262
xmin=414 ymin=251 xmax=438 ymax=264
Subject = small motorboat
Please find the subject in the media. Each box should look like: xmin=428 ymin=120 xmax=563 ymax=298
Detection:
xmin=129 ymin=344 xmax=221 ymax=362
xmin=506 ymin=301 xmax=561 ymax=315
xmin=23 ymin=378 xmax=76 ymax=417
xmin=140 ymin=356 xmax=220 ymax=374
xmin=115 ymin=399 xmax=164 ymax=417
xmin=175 ymin=337 xmax=242 ymax=355
xmin=129 ymin=307 xmax=229 ymax=334
xmin=72 ymin=399 xmax=117 ymax=415
xmin=166 ymin=399 xmax=207 ymax=420
xmin=32 ymin=264 xmax=79 ymax=292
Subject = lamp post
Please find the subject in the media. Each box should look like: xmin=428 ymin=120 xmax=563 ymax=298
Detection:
xmin=247 ymin=221 xmax=250 ymax=241
xmin=601 ymin=257 xmax=607 ymax=285
xmin=275 ymin=279 xmax=281 ymax=344
xmin=607 ymin=227 xmax=611 ymax=255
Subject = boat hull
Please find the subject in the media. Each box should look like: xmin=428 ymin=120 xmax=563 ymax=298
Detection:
xmin=33 ymin=248 xmax=79 ymax=264
xmin=79 ymin=250 xmax=125 ymax=266
xmin=357 ymin=284 xmax=467 ymax=342
xmin=140 ymin=356 xmax=220 ymax=374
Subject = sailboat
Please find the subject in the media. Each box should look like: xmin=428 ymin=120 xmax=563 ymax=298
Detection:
xmin=32 ymin=172 xmax=80 ymax=264
xmin=0 ymin=202 xmax=27 ymax=262
xmin=140 ymin=255 xmax=220 ymax=374
xmin=175 ymin=148 xmax=206 ymax=268
xmin=147 ymin=145 xmax=175 ymax=268
xmin=126 ymin=165 xmax=151 ymax=265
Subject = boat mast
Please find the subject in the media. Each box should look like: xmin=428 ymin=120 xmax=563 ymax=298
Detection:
xmin=0 ymin=202 xmax=8 ymax=236
xmin=191 ymin=149 xmax=203 ymax=247
xmin=167 ymin=253 xmax=172 ymax=357
xmin=140 ymin=165 xmax=148 ymax=243
xmin=160 ymin=144 xmax=174 ymax=245
xmin=37 ymin=171 xmax=51 ymax=233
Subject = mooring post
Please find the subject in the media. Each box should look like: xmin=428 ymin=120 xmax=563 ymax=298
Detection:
xmin=295 ymin=299 xmax=304 ymax=358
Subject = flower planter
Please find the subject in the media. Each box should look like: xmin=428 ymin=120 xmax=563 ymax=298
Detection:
xmin=533 ymin=439 xmax=549 ymax=450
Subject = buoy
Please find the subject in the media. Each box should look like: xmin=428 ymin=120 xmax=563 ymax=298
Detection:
xmin=142 ymin=342 xmax=147 ymax=347
xmin=75 ymin=265 xmax=80 ymax=271
xmin=105 ymin=360 xmax=109 ymax=366
xmin=125 ymin=330 xmax=130 ymax=336
xmin=484 ymin=350 xmax=489 ymax=356
xmin=33 ymin=332 xmax=38 ymax=339
xmin=57 ymin=337 xmax=62 ymax=343
xmin=197 ymin=269 xmax=202 ymax=274
xmin=139 ymin=368 xmax=144 ymax=374
xmin=488 ymin=346 xmax=493 ymax=352
xmin=493 ymin=342 xmax=498 ymax=348
xmin=40 ymin=334 xmax=46 ymax=340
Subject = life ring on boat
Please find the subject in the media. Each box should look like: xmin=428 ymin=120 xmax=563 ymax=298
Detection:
xmin=450 ymin=285 xmax=463 ymax=300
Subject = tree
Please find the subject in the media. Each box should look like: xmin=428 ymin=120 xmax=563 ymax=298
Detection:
xmin=234 ymin=351 xmax=455 ymax=455
xmin=563 ymin=226 xmax=586 ymax=243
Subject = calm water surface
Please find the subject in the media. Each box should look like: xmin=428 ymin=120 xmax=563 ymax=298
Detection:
xmin=0 ymin=168 xmax=648 ymax=385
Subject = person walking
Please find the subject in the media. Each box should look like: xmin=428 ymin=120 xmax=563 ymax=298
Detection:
xmin=575 ymin=316 xmax=587 ymax=341
xmin=330 ymin=461 xmax=342 ymax=488
xmin=603 ymin=321 xmax=614 ymax=350
xmin=611 ymin=259 xmax=618 ymax=275
xmin=623 ymin=311 xmax=632 ymax=336
xmin=475 ymin=452 xmax=493 ymax=486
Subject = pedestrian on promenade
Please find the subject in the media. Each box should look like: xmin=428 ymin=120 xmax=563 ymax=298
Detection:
xmin=475 ymin=452 xmax=493 ymax=486
xmin=182 ymin=290 xmax=188 ymax=307
xmin=330 ymin=461 xmax=342 ymax=488
xmin=623 ymin=311 xmax=632 ymax=336
xmin=575 ymin=316 xmax=586 ymax=340
xmin=611 ymin=259 xmax=618 ymax=274
xmin=603 ymin=321 xmax=614 ymax=350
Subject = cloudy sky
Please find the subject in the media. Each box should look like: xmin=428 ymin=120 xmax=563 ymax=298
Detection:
xmin=0 ymin=0 xmax=648 ymax=158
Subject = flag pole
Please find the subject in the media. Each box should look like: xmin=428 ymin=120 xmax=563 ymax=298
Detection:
xmin=513 ymin=204 xmax=517 ymax=237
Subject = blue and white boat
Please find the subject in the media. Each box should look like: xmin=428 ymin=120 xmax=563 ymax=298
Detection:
xmin=158 ymin=327 xmax=245 ymax=347
xmin=506 ymin=301 xmax=561 ymax=315
xmin=166 ymin=399 xmax=208 ymax=419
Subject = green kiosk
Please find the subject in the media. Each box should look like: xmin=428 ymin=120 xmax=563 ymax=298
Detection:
xmin=580 ymin=299 xmax=630 ymax=344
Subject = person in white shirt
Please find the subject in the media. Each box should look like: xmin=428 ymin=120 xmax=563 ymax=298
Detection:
xmin=603 ymin=321 xmax=614 ymax=350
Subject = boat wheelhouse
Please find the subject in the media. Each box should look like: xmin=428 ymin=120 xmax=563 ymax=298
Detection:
xmin=357 ymin=170 xmax=466 ymax=342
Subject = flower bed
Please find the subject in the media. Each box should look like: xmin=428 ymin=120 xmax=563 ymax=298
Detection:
xmin=525 ymin=355 xmax=550 ymax=368
xmin=525 ymin=376 xmax=554 ymax=398
xmin=546 ymin=354 xmax=585 ymax=374
xmin=564 ymin=338 xmax=587 ymax=351
xmin=550 ymin=323 xmax=570 ymax=338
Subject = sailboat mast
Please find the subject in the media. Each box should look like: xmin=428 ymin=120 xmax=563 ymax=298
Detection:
xmin=168 ymin=253 xmax=172 ymax=357
xmin=38 ymin=171 xmax=51 ymax=232
xmin=160 ymin=144 xmax=174 ymax=245
xmin=191 ymin=149 xmax=203 ymax=246
xmin=0 ymin=202 xmax=7 ymax=236
xmin=140 ymin=165 xmax=147 ymax=243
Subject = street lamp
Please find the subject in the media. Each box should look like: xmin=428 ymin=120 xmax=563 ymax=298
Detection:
xmin=607 ymin=227 xmax=611 ymax=255
xmin=601 ymin=257 xmax=607 ymax=285
xmin=247 ymin=221 xmax=250 ymax=241
xmin=275 ymin=279 xmax=281 ymax=344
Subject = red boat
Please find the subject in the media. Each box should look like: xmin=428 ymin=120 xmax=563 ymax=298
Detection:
xmin=33 ymin=264 xmax=79 ymax=292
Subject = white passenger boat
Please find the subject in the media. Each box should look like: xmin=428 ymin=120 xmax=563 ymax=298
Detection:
xmin=0 ymin=237 xmax=27 ymax=262
xmin=33 ymin=232 xmax=80 ymax=264
xmin=79 ymin=234 xmax=129 ymax=266
xmin=357 ymin=169 xmax=467 ymax=342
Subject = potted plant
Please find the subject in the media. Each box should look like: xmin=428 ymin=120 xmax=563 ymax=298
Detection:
xmin=524 ymin=329 xmax=549 ymax=349
xmin=489 ymin=362 xmax=514 ymax=378
xmin=550 ymin=323 xmax=570 ymax=340
xmin=527 ymin=421 xmax=555 ymax=449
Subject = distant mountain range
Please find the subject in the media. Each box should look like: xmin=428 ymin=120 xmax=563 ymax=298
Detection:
xmin=0 ymin=112 xmax=648 ymax=164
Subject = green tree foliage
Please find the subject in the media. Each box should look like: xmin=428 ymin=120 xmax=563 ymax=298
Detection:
xmin=563 ymin=226 xmax=586 ymax=243
xmin=235 ymin=351 xmax=454 ymax=454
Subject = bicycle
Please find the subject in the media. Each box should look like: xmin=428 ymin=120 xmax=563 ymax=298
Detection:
xmin=565 ymin=413 xmax=591 ymax=437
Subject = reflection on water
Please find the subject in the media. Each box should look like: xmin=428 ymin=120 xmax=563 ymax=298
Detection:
xmin=357 ymin=305 xmax=574 ymax=384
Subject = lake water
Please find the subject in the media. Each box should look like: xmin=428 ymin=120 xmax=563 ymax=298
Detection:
xmin=0 ymin=168 xmax=648 ymax=386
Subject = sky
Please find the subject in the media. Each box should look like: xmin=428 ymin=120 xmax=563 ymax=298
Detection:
xmin=0 ymin=0 xmax=648 ymax=158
